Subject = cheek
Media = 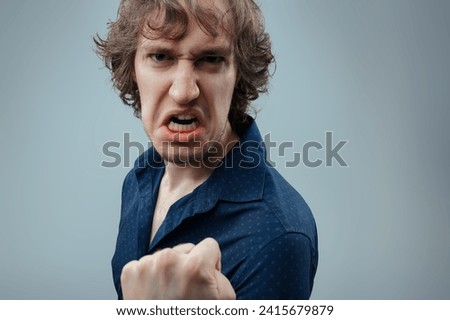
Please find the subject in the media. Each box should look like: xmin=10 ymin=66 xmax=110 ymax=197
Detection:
xmin=140 ymin=112 xmax=153 ymax=138
xmin=138 ymin=94 xmax=158 ymax=134
xmin=224 ymin=70 xmax=238 ymax=102
xmin=208 ymin=73 xmax=236 ymax=106
xmin=221 ymin=79 xmax=237 ymax=114
xmin=137 ymin=81 xmax=160 ymax=120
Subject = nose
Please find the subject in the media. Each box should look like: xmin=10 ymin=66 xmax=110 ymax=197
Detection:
xmin=169 ymin=62 xmax=200 ymax=105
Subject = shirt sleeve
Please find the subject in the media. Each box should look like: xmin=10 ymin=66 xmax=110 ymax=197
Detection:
xmin=233 ymin=232 xmax=317 ymax=299
xmin=113 ymin=169 xmax=140 ymax=300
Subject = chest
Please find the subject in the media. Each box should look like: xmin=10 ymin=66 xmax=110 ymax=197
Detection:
xmin=150 ymin=189 xmax=174 ymax=241
xmin=150 ymin=181 xmax=198 ymax=242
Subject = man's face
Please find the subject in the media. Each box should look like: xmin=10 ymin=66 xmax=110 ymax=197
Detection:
xmin=134 ymin=1 xmax=237 ymax=165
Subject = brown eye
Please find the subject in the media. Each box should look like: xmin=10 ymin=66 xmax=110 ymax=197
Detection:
xmin=202 ymin=56 xmax=224 ymax=64
xmin=151 ymin=53 xmax=169 ymax=62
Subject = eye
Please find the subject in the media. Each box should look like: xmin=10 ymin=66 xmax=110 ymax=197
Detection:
xmin=200 ymin=56 xmax=225 ymax=64
xmin=150 ymin=53 xmax=170 ymax=62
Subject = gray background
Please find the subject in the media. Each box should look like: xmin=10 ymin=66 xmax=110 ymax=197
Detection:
xmin=0 ymin=0 xmax=449 ymax=299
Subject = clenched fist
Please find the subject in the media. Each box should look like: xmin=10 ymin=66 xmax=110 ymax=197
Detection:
xmin=120 ymin=238 xmax=236 ymax=300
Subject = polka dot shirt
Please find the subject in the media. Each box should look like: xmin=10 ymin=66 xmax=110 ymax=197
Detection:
xmin=112 ymin=117 xmax=318 ymax=299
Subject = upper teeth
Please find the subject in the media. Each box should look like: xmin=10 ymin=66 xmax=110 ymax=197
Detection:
xmin=176 ymin=115 xmax=196 ymax=120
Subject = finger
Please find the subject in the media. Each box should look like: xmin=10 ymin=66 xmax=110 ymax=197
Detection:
xmin=190 ymin=238 xmax=222 ymax=270
xmin=121 ymin=260 xmax=139 ymax=279
xmin=120 ymin=260 xmax=140 ymax=299
xmin=215 ymin=271 xmax=236 ymax=300
xmin=172 ymin=242 xmax=195 ymax=254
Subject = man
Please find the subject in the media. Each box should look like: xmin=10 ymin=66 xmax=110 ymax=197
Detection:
xmin=96 ymin=0 xmax=318 ymax=299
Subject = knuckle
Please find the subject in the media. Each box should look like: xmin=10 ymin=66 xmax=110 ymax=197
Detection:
xmin=183 ymin=254 xmax=199 ymax=271
xmin=184 ymin=255 xmax=208 ymax=279
xmin=136 ymin=256 xmax=154 ymax=275
xmin=154 ymin=248 xmax=177 ymax=269
xmin=120 ymin=260 xmax=138 ymax=281
xmin=122 ymin=260 xmax=137 ymax=274
xmin=158 ymin=248 xmax=174 ymax=260
xmin=204 ymin=237 xmax=219 ymax=248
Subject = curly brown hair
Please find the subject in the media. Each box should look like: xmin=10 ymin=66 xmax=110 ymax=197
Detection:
xmin=94 ymin=0 xmax=274 ymax=131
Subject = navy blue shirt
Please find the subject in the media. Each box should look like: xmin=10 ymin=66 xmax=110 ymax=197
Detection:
xmin=112 ymin=117 xmax=318 ymax=299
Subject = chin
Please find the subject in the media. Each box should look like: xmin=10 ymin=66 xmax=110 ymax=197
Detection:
xmin=162 ymin=152 xmax=206 ymax=168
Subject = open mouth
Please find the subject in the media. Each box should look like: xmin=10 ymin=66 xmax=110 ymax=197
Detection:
xmin=167 ymin=114 xmax=199 ymax=132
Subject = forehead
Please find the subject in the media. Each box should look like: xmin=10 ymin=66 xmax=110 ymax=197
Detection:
xmin=139 ymin=0 xmax=233 ymax=42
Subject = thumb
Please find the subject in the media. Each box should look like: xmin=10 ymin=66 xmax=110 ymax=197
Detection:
xmin=191 ymin=237 xmax=222 ymax=270
xmin=215 ymin=271 xmax=236 ymax=300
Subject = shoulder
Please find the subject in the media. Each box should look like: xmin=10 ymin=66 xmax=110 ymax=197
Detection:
xmin=230 ymin=166 xmax=319 ymax=299
xmin=122 ymin=147 xmax=163 ymax=190
xmin=261 ymin=166 xmax=317 ymax=238
xmin=120 ymin=147 xmax=164 ymax=212
xmin=233 ymin=231 xmax=318 ymax=299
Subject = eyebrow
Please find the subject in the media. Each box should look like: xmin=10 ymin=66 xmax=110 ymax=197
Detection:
xmin=138 ymin=43 xmax=233 ymax=57
xmin=200 ymin=47 xmax=233 ymax=56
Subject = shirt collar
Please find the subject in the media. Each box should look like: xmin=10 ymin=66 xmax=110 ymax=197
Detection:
xmin=212 ymin=117 xmax=267 ymax=202
xmin=133 ymin=116 xmax=267 ymax=203
xmin=199 ymin=116 xmax=267 ymax=203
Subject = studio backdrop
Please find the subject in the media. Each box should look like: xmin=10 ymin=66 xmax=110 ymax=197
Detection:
xmin=0 ymin=0 xmax=449 ymax=299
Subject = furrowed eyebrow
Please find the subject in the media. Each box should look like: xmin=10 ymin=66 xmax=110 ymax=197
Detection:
xmin=138 ymin=43 xmax=173 ymax=53
xmin=138 ymin=42 xmax=233 ymax=58
xmin=198 ymin=47 xmax=233 ymax=56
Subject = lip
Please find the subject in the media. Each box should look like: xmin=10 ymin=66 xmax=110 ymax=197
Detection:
xmin=162 ymin=110 xmax=203 ymax=127
xmin=161 ymin=110 xmax=205 ymax=142
xmin=162 ymin=125 xmax=205 ymax=142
